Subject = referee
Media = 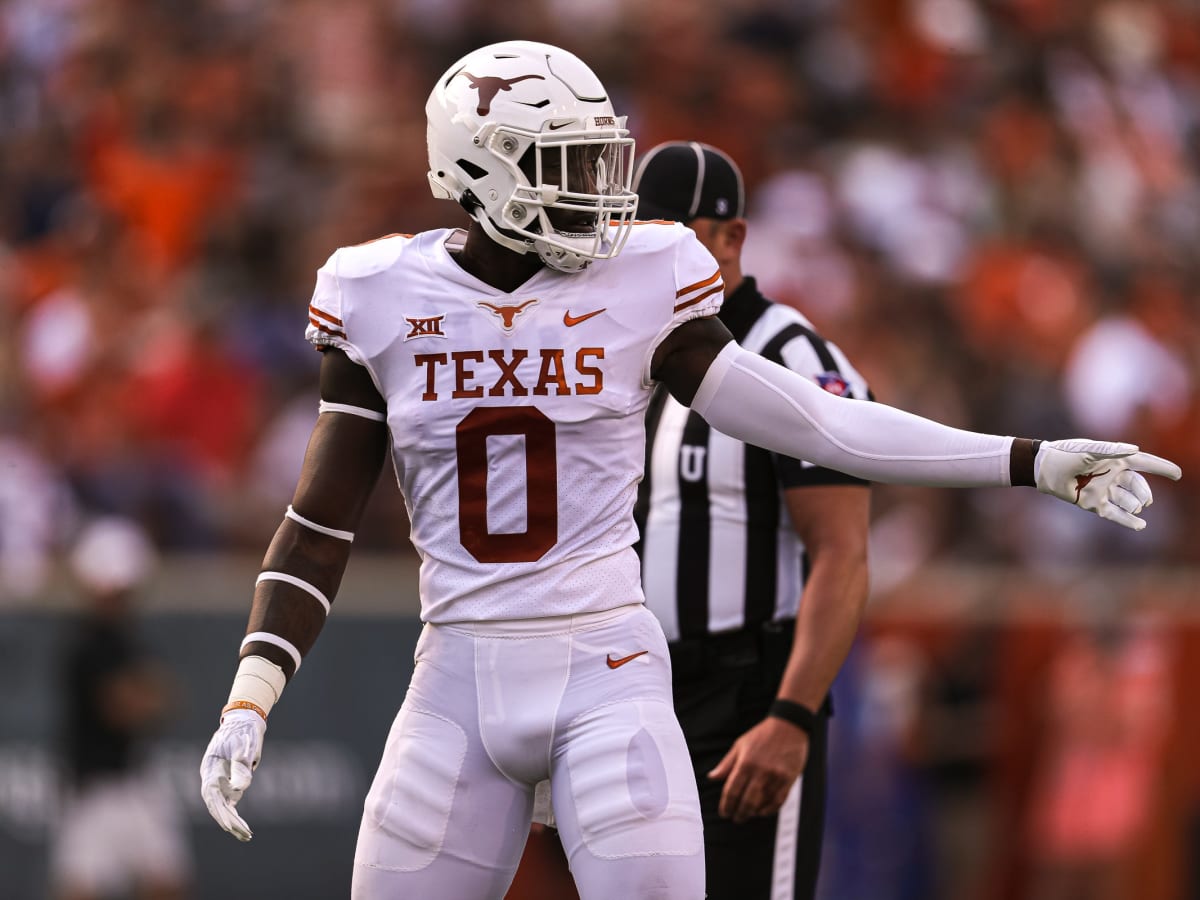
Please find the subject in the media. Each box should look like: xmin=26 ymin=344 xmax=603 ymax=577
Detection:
xmin=634 ymin=142 xmax=872 ymax=900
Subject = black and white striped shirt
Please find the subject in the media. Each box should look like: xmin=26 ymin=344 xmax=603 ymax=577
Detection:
xmin=635 ymin=277 xmax=871 ymax=641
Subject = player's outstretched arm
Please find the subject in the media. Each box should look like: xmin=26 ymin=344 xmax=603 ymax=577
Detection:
xmin=651 ymin=318 xmax=1181 ymax=529
xmin=201 ymin=348 xmax=389 ymax=841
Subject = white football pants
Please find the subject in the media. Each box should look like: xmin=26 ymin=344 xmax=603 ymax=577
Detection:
xmin=351 ymin=603 xmax=704 ymax=899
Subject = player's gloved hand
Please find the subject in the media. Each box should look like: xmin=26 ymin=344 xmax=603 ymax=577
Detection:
xmin=1035 ymin=440 xmax=1182 ymax=531
xmin=200 ymin=708 xmax=267 ymax=841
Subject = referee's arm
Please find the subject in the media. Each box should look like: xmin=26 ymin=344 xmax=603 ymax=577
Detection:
xmin=777 ymin=482 xmax=871 ymax=714
xmin=709 ymin=482 xmax=870 ymax=824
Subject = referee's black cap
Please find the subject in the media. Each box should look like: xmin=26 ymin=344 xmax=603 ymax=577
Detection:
xmin=632 ymin=141 xmax=746 ymax=223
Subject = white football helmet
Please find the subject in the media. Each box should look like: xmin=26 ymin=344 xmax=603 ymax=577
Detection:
xmin=426 ymin=41 xmax=638 ymax=273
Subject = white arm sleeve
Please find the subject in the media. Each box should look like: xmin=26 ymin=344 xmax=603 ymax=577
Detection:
xmin=690 ymin=342 xmax=1014 ymax=487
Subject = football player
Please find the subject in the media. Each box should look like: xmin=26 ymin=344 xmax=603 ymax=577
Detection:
xmin=200 ymin=40 xmax=1180 ymax=899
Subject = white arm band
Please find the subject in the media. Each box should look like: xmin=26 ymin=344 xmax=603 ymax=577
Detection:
xmin=227 ymin=655 xmax=287 ymax=718
xmin=285 ymin=505 xmax=355 ymax=542
xmin=241 ymin=632 xmax=303 ymax=673
xmin=318 ymin=400 xmax=386 ymax=422
xmin=691 ymin=342 xmax=1013 ymax=487
xmin=256 ymin=571 xmax=332 ymax=615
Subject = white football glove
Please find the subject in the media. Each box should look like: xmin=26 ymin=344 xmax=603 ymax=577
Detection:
xmin=1035 ymin=439 xmax=1182 ymax=531
xmin=200 ymin=708 xmax=267 ymax=841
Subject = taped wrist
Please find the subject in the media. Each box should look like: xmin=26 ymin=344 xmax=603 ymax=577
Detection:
xmin=224 ymin=655 xmax=287 ymax=721
xmin=691 ymin=342 xmax=1013 ymax=487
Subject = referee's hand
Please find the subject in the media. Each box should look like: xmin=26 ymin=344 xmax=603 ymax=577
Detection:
xmin=708 ymin=717 xmax=810 ymax=824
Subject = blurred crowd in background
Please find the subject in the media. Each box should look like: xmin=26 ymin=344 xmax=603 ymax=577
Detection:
xmin=2 ymin=2 xmax=1198 ymax=899
xmin=1 ymin=0 xmax=1198 ymax=588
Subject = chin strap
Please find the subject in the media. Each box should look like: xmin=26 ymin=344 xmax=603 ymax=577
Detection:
xmin=534 ymin=240 xmax=590 ymax=273
xmin=467 ymin=194 xmax=594 ymax=273
xmin=471 ymin=204 xmax=535 ymax=257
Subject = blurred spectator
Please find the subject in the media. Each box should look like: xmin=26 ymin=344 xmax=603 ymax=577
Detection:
xmin=1063 ymin=266 xmax=1196 ymax=464
xmin=1024 ymin=609 xmax=1173 ymax=900
xmin=50 ymin=517 xmax=191 ymax=900
xmin=0 ymin=0 xmax=1195 ymax=557
xmin=921 ymin=624 xmax=1002 ymax=900
xmin=0 ymin=435 xmax=74 ymax=600
xmin=820 ymin=635 xmax=935 ymax=900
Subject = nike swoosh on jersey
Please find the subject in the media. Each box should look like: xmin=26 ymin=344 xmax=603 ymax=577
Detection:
xmin=606 ymin=650 xmax=649 ymax=669
xmin=563 ymin=308 xmax=606 ymax=327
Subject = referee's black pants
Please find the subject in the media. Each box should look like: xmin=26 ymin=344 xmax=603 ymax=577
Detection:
xmin=669 ymin=622 xmax=831 ymax=900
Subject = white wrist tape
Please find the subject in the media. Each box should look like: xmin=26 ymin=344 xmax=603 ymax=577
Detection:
xmin=691 ymin=342 xmax=1013 ymax=487
xmin=285 ymin=505 xmax=355 ymax=542
xmin=319 ymin=400 xmax=386 ymax=422
xmin=227 ymin=655 xmax=287 ymax=718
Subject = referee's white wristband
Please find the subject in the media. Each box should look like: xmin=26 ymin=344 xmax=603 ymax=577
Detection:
xmin=225 ymin=655 xmax=287 ymax=720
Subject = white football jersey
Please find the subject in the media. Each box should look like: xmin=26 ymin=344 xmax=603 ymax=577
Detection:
xmin=305 ymin=223 xmax=723 ymax=623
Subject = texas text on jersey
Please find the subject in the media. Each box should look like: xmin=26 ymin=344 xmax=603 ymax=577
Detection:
xmin=305 ymin=222 xmax=722 ymax=623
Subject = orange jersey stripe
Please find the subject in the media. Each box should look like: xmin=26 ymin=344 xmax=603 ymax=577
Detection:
xmin=676 ymin=269 xmax=722 ymax=298
xmin=673 ymin=283 xmax=724 ymax=313
xmin=309 ymin=306 xmax=344 ymax=327
xmin=309 ymin=317 xmax=347 ymax=338
xmin=350 ymin=232 xmax=414 ymax=246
